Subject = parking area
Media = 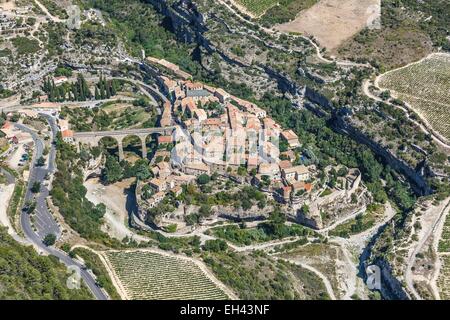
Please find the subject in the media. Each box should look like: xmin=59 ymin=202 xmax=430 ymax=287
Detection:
xmin=7 ymin=136 xmax=33 ymax=170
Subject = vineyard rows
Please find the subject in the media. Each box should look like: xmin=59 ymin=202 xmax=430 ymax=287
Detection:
xmin=438 ymin=255 xmax=450 ymax=300
xmin=378 ymin=54 xmax=450 ymax=141
xmin=438 ymin=209 xmax=450 ymax=253
xmin=105 ymin=250 xmax=228 ymax=300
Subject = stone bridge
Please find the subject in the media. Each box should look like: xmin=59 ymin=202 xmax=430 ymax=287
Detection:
xmin=73 ymin=126 xmax=176 ymax=160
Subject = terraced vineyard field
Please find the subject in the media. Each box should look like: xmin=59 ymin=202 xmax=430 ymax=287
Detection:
xmin=438 ymin=210 xmax=450 ymax=253
xmin=438 ymin=255 xmax=450 ymax=299
xmin=104 ymin=250 xmax=229 ymax=300
xmin=378 ymin=53 xmax=450 ymax=141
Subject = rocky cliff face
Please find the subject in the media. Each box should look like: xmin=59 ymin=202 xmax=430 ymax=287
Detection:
xmin=332 ymin=116 xmax=432 ymax=196
xmin=145 ymin=0 xmax=206 ymax=44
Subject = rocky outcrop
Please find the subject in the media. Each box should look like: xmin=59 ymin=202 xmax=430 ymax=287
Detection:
xmin=145 ymin=0 xmax=206 ymax=44
xmin=304 ymin=87 xmax=333 ymax=110
xmin=292 ymin=209 xmax=322 ymax=230
xmin=332 ymin=116 xmax=432 ymax=196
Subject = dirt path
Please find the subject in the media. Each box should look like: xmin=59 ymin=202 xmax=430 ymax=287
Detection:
xmin=226 ymin=0 xmax=259 ymax=18
xmin=216 ymin=0 xmax=371 ymax=68
xmin=319 ymin=205 xmax=367 ymax=234
xmin=428 ymin=198 xmax=450 ymax=300
xmin=34 ymin=0 xmax=65 ymax=23
xmin=347 ymin=202 xmax=397 ymax=251
xmin=317 ymin=203 xmax=396 ymax=299
xmin=405 ymin=197 xmax=450 ymax=300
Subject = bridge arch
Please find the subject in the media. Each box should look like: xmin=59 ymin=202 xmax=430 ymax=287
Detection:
xmin=120 ymin=134 xmax=149 ymax=160
xmin=73 ymin=126 xmax=177 ymax=161
xmin=98 ymin=136 xmax=121 ymax=159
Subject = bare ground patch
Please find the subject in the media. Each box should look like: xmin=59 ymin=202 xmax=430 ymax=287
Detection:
xmin=275 ymin=0 xmax=380 ymax=50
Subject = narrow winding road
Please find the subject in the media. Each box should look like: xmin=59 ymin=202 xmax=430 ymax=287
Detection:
xmin=14 ymin=116 xmax=108 ymax=300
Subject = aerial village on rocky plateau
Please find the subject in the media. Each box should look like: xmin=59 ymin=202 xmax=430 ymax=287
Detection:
xmin=2 ymin=55 xmax=368 ymax=234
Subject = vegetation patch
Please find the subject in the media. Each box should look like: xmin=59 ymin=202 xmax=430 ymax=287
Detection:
xmin=236 ymin=0 xmax=278 ymax=16
xmin=11 ymin=37 xmax=40 ymax=56
xmin=438 ymin=255 xmax=450 ymax=299
xmin=0 ymin=227 xmax=93 ymax=300
xmin=338 ymin=0 xmax=449 ymax=70
xmin=60 ymin=98 xmax=156 ymax=132
xmin=329 ymin=203 xmax=385 ymax=238
xmin=259 ymin=0 xmax=318 ymax=26
xmin=204 ymin=250 xmax=330 ymax=299
xmin=208 ymin=221 xmax=313 ymax=246
xmin=277 ymin=243 xmax=342 ymax=297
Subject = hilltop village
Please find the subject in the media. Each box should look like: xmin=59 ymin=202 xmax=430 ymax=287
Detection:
xmin=27 ymin=56 xmax=367 ymax=233
xmin=1 ymin=52 xmax=368 ymax=234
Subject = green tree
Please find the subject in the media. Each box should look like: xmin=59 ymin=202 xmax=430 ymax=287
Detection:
xmin=203 ymin=239 xmax=228 ymax=252
xmin=36 ymin=156 xmax=46 ymax=167
xmin=103 ymin=156 xmax=123 ymax=184
xmin=43 ymin=233 xmax=56 ymax=246
xmin=31 ymin=182 xmax=41 ymax=193
xmin=197 ymin=174 xmax=210 ymax=185
xmin=133 ymin=159 xmax=152 ymax=181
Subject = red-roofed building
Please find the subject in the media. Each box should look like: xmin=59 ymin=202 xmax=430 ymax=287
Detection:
xmin=54 ymin=76 xmax=68 ymax=85
xmin=61 ymin=130 xmax=74 ymax=143
xmin=157 ymin=135 xmax=172 ymax=145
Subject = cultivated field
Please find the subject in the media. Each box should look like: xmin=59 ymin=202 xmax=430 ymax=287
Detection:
xmin=103 ymin=250 xmax=229 ymax=300
xmin=275 ymin=0 xmax=380 ymax=50
xmin=438 ymin=255 xmax=450 ymax=300
xmin=378 ymin=54 xmax=450 ymax=142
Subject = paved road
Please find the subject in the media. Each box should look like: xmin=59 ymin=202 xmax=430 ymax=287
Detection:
xmin=14 ymin=116 xmax=108 ymax=300
xmin=15 ymin=121 xmax=59 ymax=240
